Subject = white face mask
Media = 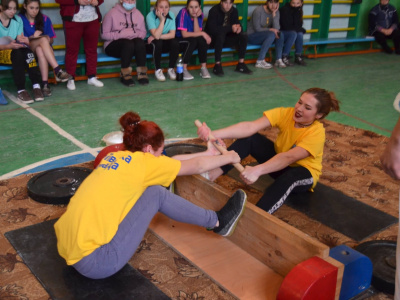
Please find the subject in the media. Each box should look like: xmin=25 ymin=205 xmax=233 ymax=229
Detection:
xmin=122 ymin=2 xmax=136 ymax=10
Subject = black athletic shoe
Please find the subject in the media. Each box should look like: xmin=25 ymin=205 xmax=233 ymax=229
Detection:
xmin=214 ymin=189 xmax=247 ymax=237
xmin=234 ymin=62 xmax=253 ymax=75
xmin=295 ymin=54 xmax=307 ymax=66
xmin=213 ymin=64 xmax=224 ymax=76
xmin=282 ymin=55 xmax=293 ymax=66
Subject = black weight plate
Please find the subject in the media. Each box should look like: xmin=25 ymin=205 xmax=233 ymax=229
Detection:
xmin=27 ymin=167 xmax=92 ymax=205
xmin=355 ymin=240 xmax=396 ymax=295
xmin=164 ymin=143 xmax=207 ymax=157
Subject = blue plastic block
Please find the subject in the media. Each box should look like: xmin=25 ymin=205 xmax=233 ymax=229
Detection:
xmin=330 ymin=245 xmax=373 ymax=300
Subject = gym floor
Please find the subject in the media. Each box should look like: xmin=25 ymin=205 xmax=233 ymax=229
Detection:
xmin=0 ymin=51 xmax=399 ymax=179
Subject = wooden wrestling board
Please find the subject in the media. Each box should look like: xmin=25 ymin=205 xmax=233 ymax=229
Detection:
xmin=150 ymin=174 xmax=344 ymax=300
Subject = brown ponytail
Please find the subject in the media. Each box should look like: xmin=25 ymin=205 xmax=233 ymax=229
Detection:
xmin=302 ymin=87 xmax=340 ymax=119
xmin=119 ymin=111 xmax=165 ymax=152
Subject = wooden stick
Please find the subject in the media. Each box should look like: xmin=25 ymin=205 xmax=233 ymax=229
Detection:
xmin=195 ymin=120 xmax=245 ymax=173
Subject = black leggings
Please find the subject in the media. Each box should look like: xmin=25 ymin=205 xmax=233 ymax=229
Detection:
xmin=177 ymin=36 xmax=208 ymax=64
xmin=105 ymin=38 xmax=147 ymax=68
xmin=147 ymin=38 xmax=180 ymax=69
xmin=210 ymin=32 xmax=248 ymax=62
xmin=0 ymin=48 xmax=41 ymax=90
xmin=221 ymin=133 xmax=314 ymax=214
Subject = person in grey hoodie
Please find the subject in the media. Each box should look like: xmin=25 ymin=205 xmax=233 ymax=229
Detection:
xmin=247 ymin=0 xmax=285 ymax=69
xmin=101 ymin=0 xmax=148 ymax=86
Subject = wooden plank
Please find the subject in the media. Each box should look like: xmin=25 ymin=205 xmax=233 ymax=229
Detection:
xmin=149 ymin=213 xmax=283 ymax=300
xmin=174 ymin=175 xmax=330 ymax=277
xmin=324 ymin=257 xmax=344 ymax=300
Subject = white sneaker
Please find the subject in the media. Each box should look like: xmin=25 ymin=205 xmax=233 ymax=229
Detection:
xmin=200 ymin=67 xmax=211 ymax=79
xmin=168 ymin=68 xmax=176 ymax=80
xmin=67 ymin=79 xmax=76 ymax=91
xmin=393 ymin=92 xmax=400 ymax=113
xmin=88 ymin=77 xmax=104 ymax=87
xmin=274 ymin=59 xmax=287 ymax=68
xmin=183 ymin=69 xmax=194 ymax=80
xmin=155 ymin=69 xmax=166 ymax=82
xmin=255 ymin=60 xmax=272 ymax=69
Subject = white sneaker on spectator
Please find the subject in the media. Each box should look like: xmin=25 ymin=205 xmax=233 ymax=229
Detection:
xmin=255 ymin=60 xmax=272 ymax=69
xmin=155 ymin=69 xmax=166 ymax=82
xmin=393 ymin=92 xmax=400 ymax=113
xmin=183 ymin=69 xmax=194 ymax=80
xmin=200 ymin=67 xmax=211 ymax=79
xmin=88 ymin=77 xmax=104 ymax=87
xmin=168 ymin=68 xmax=176 ymax=80
xmin=274 ymin=59 xmax=287 ymax=68
xmin=67 ymin=79 xmax=76 ymax=91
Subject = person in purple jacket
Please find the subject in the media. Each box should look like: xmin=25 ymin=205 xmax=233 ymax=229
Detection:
xmin=19 ymin=0 xmax=72 ymax=97
xmin=101 ymin=0 xmax=148 ymax=86
xmin=175 ymin=0 xmax=211 ymax=80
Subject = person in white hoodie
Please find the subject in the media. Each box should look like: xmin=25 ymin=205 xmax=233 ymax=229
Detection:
xmin=101 ymin=0 xmax=148 ymax=86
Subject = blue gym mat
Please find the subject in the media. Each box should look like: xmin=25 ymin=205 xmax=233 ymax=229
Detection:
xmin=5 ymin=219 xmax=170 ymax=300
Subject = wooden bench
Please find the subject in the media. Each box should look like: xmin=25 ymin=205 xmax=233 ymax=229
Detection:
xmin=149 ymin=174 xmax=344 ymax=299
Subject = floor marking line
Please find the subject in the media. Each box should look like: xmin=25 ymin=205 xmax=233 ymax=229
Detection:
xmin=0 ymin=149 xmax=101 ymax=181
xmin=0 ymin=137 xmax=195 ymax=180
xmin=4 ymin=91 xmax=99 ymax=157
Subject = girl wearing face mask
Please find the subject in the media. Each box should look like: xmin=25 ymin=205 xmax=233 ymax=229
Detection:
xmin=55 ymin=0 xmax=104 ymax=91
xmin=101 ymin=0 xmax=148 ymax=87
xmin=279 ymin=0 xmax=307 ymax=66
xmin=175 ymin=0 xmax=212 ymax=80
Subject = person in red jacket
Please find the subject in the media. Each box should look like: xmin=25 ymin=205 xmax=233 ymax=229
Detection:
xmin=55 ymin=0 xmax=104 ymax=90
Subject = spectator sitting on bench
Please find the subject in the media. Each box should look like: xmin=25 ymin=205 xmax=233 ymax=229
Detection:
xmin=197 ymin=87 xmax=340 ymax=214
xmin=102 ymin=0 xmax=149 ymax=86
xmin=19 ymin=0 xmax=72 ymax=97
xmin=176 ymin=0 xmax=211 ymax=80
xmin=55 ymin=0 xmax=104 ymax=91
xmin=279 ymin=0 xmax=307 ymax=66
xmin=0 ymin=0 xmax=44 ymax=103
xmin=369 ymin=0 xmax=400 ymax=55
xmin=146 ymin=0 xmax=179 ymax=82
xmin=247 ymin=0 xmax=286 ymax=70
xmin=204 ymin=0 xmax=252 ymax=76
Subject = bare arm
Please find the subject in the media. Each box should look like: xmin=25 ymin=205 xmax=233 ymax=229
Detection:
xmin=381 ymin=116 xmax=400 ymax=179
xmin=177 ymin=150 xmax=240 ymax=176
xmin=198 ymin=116 xmax=271 ymax=140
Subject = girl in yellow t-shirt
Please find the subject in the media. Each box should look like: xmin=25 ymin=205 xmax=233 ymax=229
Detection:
xmin=197 ymin=87 xmax=340 ymax=214
xmin=54 ymin=111 xmax=247 ymax=279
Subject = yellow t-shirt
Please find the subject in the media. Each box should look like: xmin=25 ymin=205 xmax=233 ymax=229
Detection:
xmin=264 ymin=107 xmax=325 ymax=188
xmin=54 ymin=151 xmax=181 ymax=265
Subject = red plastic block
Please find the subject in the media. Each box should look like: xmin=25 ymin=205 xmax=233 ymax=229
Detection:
xmin=277 ymin=256 xmax=338 ymax=300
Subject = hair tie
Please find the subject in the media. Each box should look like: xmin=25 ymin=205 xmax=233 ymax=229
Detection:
xmin=131 ymin=121 xmax=141 ymax=127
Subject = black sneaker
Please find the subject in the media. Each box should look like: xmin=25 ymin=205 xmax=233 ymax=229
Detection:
xmin=282 ymin=55 xmax=293 ymax=66
xmin=213 ymin=64 xmax=224 ymax=76
xmin=234 ymin=63 xmax=253 ymax=75
xmin=213 ymin=189 xmax=247 ymax=237
xmin=17 ymin=90 xmax=34 ymax=104
xmin=295 ymin=55 xmax=307 ymax=66
xmin=42 ymin=84 xmax=52 ymax=97
xmin=121 ymin=76 xmax=135 ymax=87
xmin=33 ymin=88 xmax=44 ymax=101
xmin=55 ymin=69 xmax=73 ymax=82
